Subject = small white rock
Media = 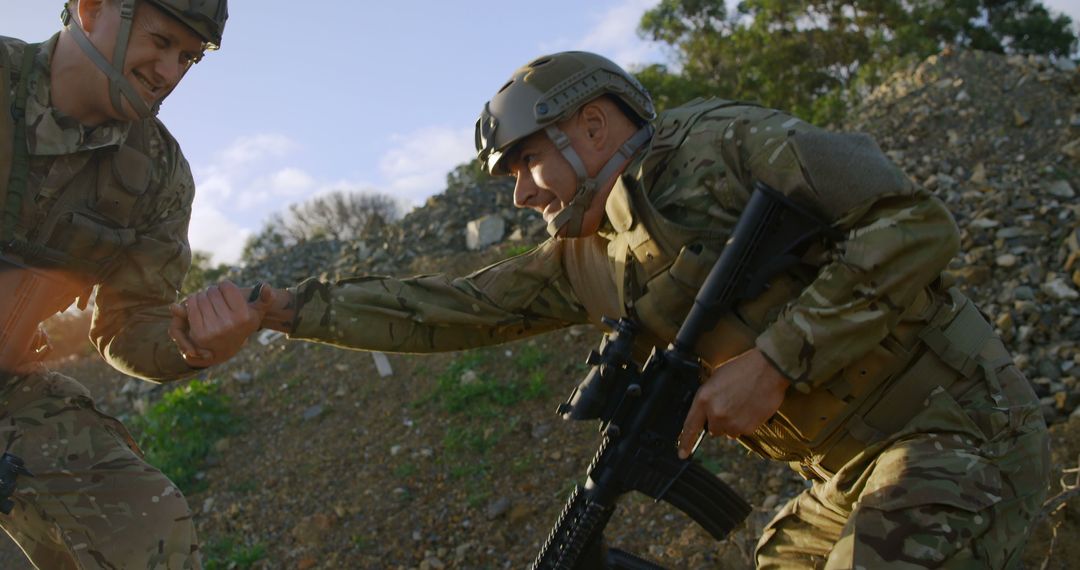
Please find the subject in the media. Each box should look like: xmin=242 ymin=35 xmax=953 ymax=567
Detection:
xmin=1042 ymin=278 xmax=1079 ymax=301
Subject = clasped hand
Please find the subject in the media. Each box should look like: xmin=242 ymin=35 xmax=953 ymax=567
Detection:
xmin=168 ymin=280 xmax=275 ymax=368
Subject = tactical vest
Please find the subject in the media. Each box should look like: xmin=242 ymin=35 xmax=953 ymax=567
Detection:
xmin=0 ymin=41 xmax=158 ymax=366
xmin=563 ymin=99 xmax=1012 ymax=479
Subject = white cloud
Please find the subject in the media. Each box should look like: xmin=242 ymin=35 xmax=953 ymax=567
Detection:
xmin=540 ymin=0 xmax=666 ymax=68
xmin=270 ymin=168 xmax=317 ymax=196
xmin=186 ymin=122 xmax=477 ymax=264
xmin=220 ymin=133 xmax=297 ymax=165
xmin=187 ymin=198 xmax=251 ymax=268
xmin=189 ymin=133 xmax=379 ymax=265
xmin=377 ymin=125 xmax=475 ymax=205
xmin=577 ymin=0 xmax=666 ymax=67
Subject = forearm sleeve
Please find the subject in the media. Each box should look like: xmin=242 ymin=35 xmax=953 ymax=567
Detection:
xmin=288 ymin=239 xmax=589 ymax=352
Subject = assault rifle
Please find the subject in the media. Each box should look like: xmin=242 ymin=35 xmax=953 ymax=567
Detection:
xmin=532 ymin=182 xmax=835 ymax=569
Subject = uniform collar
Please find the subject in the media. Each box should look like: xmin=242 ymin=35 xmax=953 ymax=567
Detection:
xmin=24 ymin=33 xmax=132 ymax=157
xmin=597 ymin=138 xmax=652 ymax=239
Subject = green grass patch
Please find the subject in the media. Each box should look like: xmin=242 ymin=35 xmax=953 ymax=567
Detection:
xmin=394 ymin=462 xmax=418 ymax=478
xmin=467 ymin=488 xmax=491 ymax=508
xmin=444 ymin=425 xmax=500 ymax=456
xmin=513 ymin=344 xmax=548 ymax=371
xmin=227 ymin=480 xmax=257 ymax=495
xmin=504 ymin=244 xmax=534 ymax=257
xmin=525 ymin=370 xmax=550 ymax=399
xmin=203 ymin=535 xmax=267 ymax=570
xmin=128 ymin=379 xmax=240 ymax=492
xmin=352 ymin=534 xmax=373 ymax=551
xmin=510 ymin=455 xmax=537 ymax=474
xmin=422 ymin=349 xmax=551 ymax=417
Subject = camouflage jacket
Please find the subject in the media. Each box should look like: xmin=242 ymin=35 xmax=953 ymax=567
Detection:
xmin=287 ymin=99 xmax=961 ymax=460
xmin=1 ymin=35 xmax=196 ymax=381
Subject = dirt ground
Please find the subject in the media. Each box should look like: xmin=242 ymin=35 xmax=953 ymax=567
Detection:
xmin=0 ymin=325 xmax=1075 ymax=569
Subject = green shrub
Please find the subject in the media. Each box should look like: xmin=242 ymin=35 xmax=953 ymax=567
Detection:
xmin=128 ymin=379 xmax=240 ymax=492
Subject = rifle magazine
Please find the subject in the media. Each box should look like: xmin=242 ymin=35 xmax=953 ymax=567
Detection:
xmin=660 ymin=461 xmax=751 ymax=540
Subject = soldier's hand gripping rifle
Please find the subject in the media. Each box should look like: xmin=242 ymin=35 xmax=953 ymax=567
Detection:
xmin=532 ymin=182 xmax=837 ymax=569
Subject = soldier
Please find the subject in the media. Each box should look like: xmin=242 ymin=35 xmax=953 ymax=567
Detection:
xmin=0 ymin=0 xmax=242 ymax=567
xmin=183 ymin=51 xmax=1050 ymax=567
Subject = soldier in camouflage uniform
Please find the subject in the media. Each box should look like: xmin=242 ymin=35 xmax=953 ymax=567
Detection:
xmin=0 ymin=1 xmax=236 ymax=567
xmin=186 ymin=51 xmax=1049 ymax=568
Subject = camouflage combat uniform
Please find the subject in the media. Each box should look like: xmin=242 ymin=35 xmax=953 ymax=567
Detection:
xmin=1 ymin=35 xmax=201 ymax=569
xmin=286 ymin=98 xmax=1049 ymax=567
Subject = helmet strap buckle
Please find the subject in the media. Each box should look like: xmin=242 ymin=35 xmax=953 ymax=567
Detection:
xmin=544 ymin=125 xmax=654 ymax=238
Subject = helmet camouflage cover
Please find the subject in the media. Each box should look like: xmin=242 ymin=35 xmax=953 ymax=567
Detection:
xmin=475 ymin=51 xmax=656 ymax=176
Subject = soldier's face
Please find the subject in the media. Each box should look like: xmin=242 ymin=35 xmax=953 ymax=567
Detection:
xmin=507 ymin=129 xmax=608 ymax=237
xmin=83 ymin=0 xmax=205 ymax=120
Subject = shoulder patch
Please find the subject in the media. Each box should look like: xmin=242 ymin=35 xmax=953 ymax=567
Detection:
xmin=788 ymin=130 xmax=914 ymax=221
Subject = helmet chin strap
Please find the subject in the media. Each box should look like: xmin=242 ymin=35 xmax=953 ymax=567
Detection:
xmin=543 ymin=125 xmax=654 ymax=237
xmin=63 ymin=0 xmax=154 ymax=119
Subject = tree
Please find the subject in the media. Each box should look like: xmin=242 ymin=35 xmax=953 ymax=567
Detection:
xmin=445 ymin=159 xmax=493 ymax=192
xmin=636 ymin=0 xmax=1077 ymax=123
xmin=240 ymin=190 xmax=403 ymax=265
xmin=284 ymin=190 xmax=401 ymax=243
xmin=240 ymin=223 xmax=288 ymax=265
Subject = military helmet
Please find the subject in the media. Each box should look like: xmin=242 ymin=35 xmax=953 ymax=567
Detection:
xmin=475 ymin=51 xmax=656 ymax=176
xmin=145 ymin=0 xmax=229 ymax=49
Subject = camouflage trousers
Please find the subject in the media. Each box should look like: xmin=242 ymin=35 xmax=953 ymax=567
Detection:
xmin=0 ymin=368 xmax=200 ymax=569
xmin=756 ymin=363 xmax=1050 ymax=569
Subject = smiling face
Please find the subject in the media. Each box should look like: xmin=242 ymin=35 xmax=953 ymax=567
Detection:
xmin=507 ymin=129 xmax=598 ymax=234
xmin=503 ymin=98 xmax=642 ymax=237
xmin=81 ymin=0 xmax=205 ymax=121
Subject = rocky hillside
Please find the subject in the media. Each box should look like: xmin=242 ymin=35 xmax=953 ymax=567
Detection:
xmin=0 ymin=48 xmax=1077 ymax=569
xmin=228 ymin=175 xmax=536 ymax=288
xmin=847 ymin=48 xmax=1079 ymax=424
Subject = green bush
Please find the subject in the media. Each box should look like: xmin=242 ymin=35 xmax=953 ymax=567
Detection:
xmin=128 ymin=379 xmax=240 ymax=492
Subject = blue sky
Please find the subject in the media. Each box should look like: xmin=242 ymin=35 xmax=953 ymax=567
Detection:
xmin=5 ymin=0 xmax=1079 ymax=264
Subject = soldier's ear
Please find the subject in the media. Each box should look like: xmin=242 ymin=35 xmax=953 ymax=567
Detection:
xmin=78 ymin=0 xmax=110 ymax=34
xmin=579 ymin=102 xmax=608 ymax=148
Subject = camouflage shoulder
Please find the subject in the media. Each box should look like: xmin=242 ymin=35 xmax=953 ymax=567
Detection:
xmin=653 ymin=97 xmax=796 ymax=154
xmin=144 ymin=115 xmax=184 ymax=164
xmin=0 ymin=35 xmax=29 ymax=55
xmin=135 ymin=116 xmax=196 ymax=224
xmin=141 ymin=116 xmax=193 ymax=188
xmin=0 ymin=36 xmax=29 ymax=80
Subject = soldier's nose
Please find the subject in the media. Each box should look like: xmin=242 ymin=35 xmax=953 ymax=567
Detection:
xmin=513 ymin=175 xmax=537 ymax=208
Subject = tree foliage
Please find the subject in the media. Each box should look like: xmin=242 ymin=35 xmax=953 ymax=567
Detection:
xmin=445 ymin=159 xmax=493 ymax=193
xmin=636 ymin=0 xmax=1077 ymax=124
xmin=280 ymin=190 xmax=401 ymax=243
xmin=241 ymin=190 xmax=403 ymax=265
